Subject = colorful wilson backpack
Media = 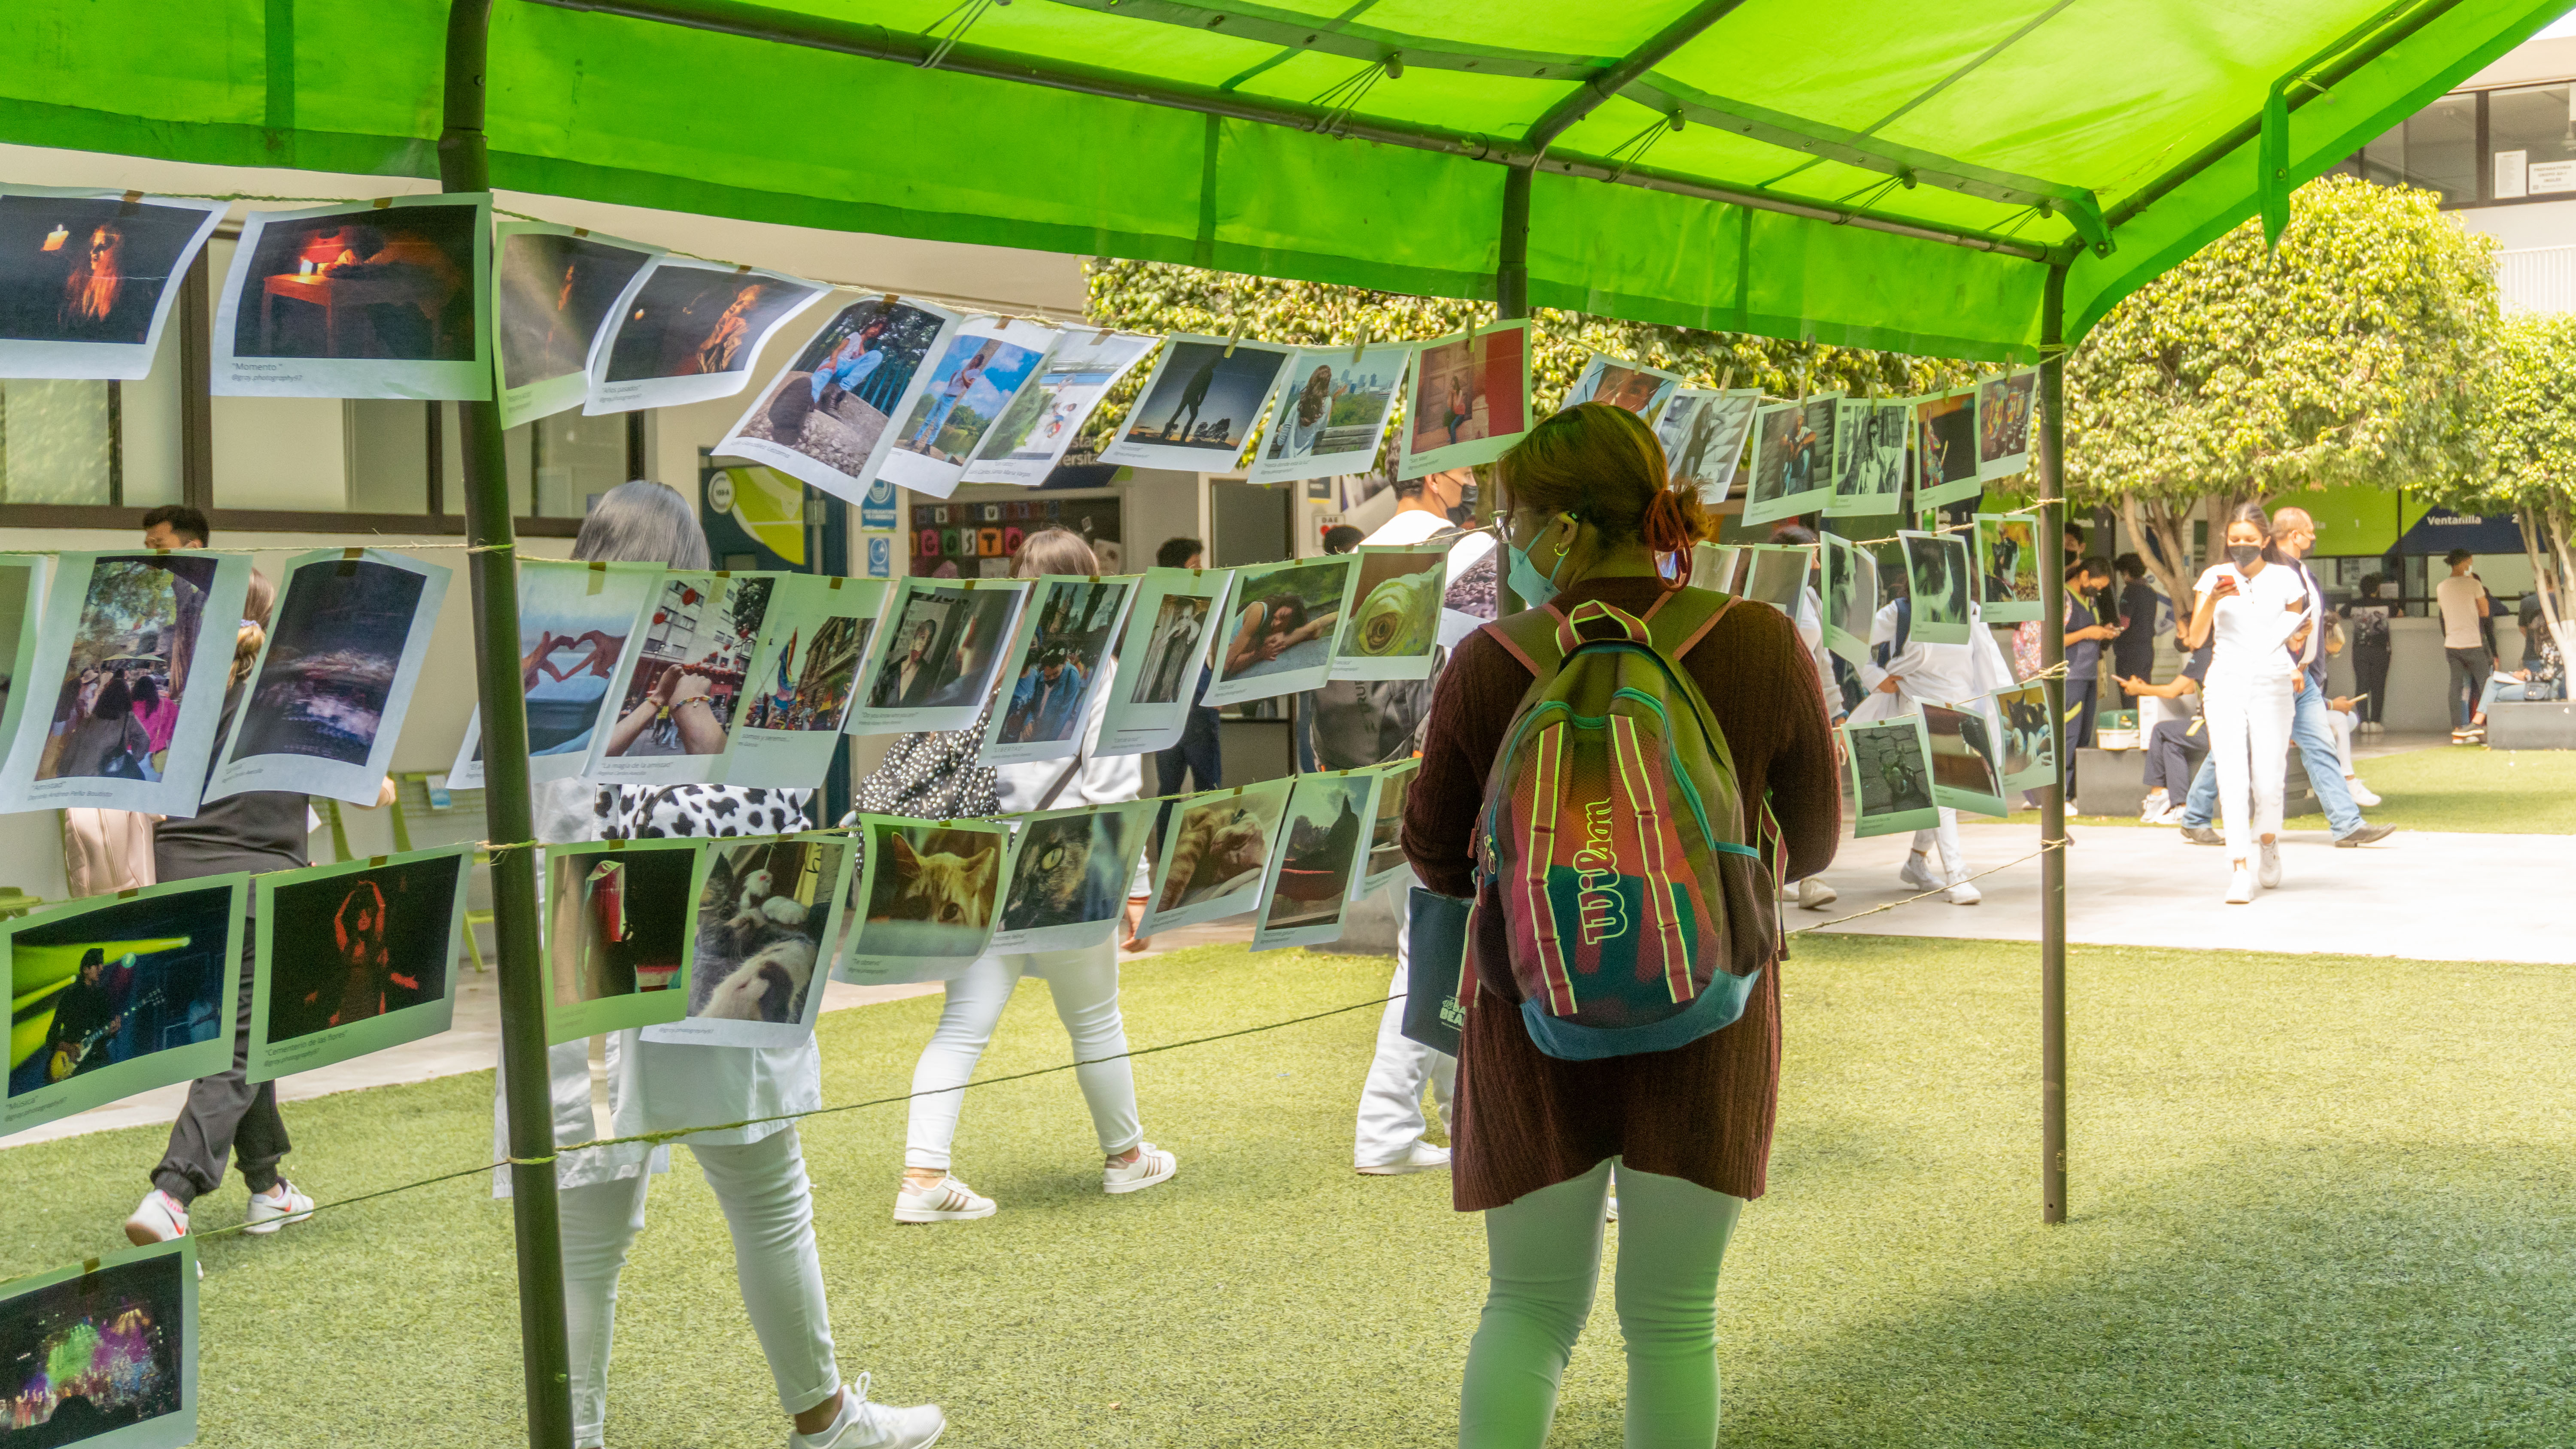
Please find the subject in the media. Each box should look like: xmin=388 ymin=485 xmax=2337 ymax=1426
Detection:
xmin=1470 ymin=592 xmax=1780 ymax=1060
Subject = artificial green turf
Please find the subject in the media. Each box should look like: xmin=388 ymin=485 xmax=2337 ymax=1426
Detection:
xmin=6 ymin=937 xmax=2572 ymax=1447
xmin=2002 ymin=744 xmax=2576 ymax=835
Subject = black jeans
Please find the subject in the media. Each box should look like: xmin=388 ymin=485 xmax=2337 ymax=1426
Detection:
xmin=2445 ymin=646 xmax=2492 ymax=729
xmin=2352 ymin=643 xmax=2391 ymax=724
xmin=2142 ymin=718 xmax=2207 ymax=794
xmin=1151 ymin=705 xmax=1224 ymax=844
xmin=152 ymin=940 xmax=288 ymax=1206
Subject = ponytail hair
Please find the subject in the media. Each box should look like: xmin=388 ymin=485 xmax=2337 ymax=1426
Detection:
xmin=1497 ymin=402 xmax=1712 ymax=589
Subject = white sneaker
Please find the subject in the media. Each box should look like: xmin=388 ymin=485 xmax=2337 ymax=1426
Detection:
xmin=1356 ymin=1140 xmax=1451 ymax=1176
xmin=2150 ymin=805 xmax=2191 ymax=826
xmin=243 ymin=1180 xmax=315 ymax=1235
xmin=893 ymin=1175 xmax=996 ymax=1224
xmin=1898 ymin=850 xmax=1943 ymax=893
xmin=125 ymin=1188 xmax=188 ymax=1247
xmin=2345 ymin=776 xmax=2382 ymax=808
xmin=1943 ymin=872 xmax=1982 ymax=906
xmin=2137 ymin=789 xmax=2169 ymax=822
xmin=789 ymin=1375 xmax=945 ymax=1449
xmin=1796 ymin=877 xmax=1838 ymax=911
xmin=2226 ymin=867 xmax=2255 ymax=904
xmin=1103 ymin=1142 xmax=1178 ymax=1196
xmin=2258 ymin=842 xmax=2282 ymax=890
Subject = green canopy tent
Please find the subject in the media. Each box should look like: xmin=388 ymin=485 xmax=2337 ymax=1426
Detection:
xmin=5 ymin=2 xmax=2558 ymax=1443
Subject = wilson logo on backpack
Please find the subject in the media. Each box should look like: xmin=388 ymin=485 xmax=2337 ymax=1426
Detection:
xmin=1471 ymin=592 xmax=1781 ymax=1061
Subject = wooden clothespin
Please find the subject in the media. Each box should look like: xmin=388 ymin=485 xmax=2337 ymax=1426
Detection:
xmin=1349 ymin=325 xmax=1370 ymax=364
xmin=586 ymin=560 xmax=608 ymax=595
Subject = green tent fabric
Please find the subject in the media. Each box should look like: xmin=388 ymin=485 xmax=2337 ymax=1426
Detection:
xmin=1 ymin=0 xmax=2562 ymax=357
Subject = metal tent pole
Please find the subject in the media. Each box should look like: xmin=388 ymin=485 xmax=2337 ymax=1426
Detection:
xmin=2038 ymin=261 xmax=2069 ymax=1226
xmin=1491 ymin=166 xmax=1531 ymax=612
xmin=438 ymin=3 xmax=579 ymax=1443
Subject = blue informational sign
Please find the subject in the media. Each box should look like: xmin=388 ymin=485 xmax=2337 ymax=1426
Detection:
xmin=861 ymin=476 xmax=899 ymax=531
xmin=865 ymin=534 xmax=893 ymax=577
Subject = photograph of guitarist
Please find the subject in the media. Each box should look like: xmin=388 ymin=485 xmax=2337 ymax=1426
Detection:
xmin=43 ymin=948 xmax=138 ymax=1082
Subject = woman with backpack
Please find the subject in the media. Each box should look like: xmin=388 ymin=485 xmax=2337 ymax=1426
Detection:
xmin=1404 ymin=403 xmax=1841 ymax=1446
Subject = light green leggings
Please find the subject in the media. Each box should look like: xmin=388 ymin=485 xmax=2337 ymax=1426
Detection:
xmin=1459 ymin=1158 xmax=1746 ymax=1448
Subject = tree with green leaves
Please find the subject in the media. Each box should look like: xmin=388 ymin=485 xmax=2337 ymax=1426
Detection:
xmin=2064 ymin=174 xmax=2499 ymax=611
xmin=2419 ymin=310 xmax=2576 ymax=647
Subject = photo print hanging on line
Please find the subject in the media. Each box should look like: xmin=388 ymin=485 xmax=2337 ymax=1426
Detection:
xmin=1845 ymin=715 xmax=1938 ymax=839
xmin=1092 ymin=566 xmax=1236 ymax=757
xmin=1203 ymin=555 xmax=1360 ymax=707
xmin=586 ymin=256 xmax=827 ymax=415
xmin=204 ymin=548 xmax=450 ymax=808
xmin=1560 ymin=352 xmax=1681 ymax=421
xmin=1975 ymin=512 xmax=2043 ymax=624
xmin=0 ymin=557 xmax=50 ymax=789
xmin=1977 ymin=368 xmax=2038 ymax=480
xmin=1738 ymin=543 xmax=1815 ymax=618
xmin=716 ymin=295 xmax=963 ymax=503
xmin=212 ymin=194 xmax=491 ymax=400
xmin=1653 ymin=387 xmax=1759 ymax=505
xmin=541 ymin=838 xmax=708 ymax=1045
xmin=586 ymin=571 xmax=783 ymax=788
xmin=1922 ymin=698 xmax=2009 ymax=818
xmin=3 ymin=875 xmax=247 ymax=1139
xmin=246 ymin=846 xmax=470 ymax=1084
xmin=1328 ymin=543 xmax=1448 ymax=683
xmin=1351 ymin=757 xmax=1419 ymax=900
xmin=835 ymin=815 xmax=1018 ymax=986
xmin=1820 ymin=533 xmax=1879 ymax=666
xmin=1828 ymin=397 xmax=1914 ymax=517
xmin=445 ymin=558 xmax=661 ymax=789
xmin=1993 ymin=679 xmax=2058 ymax=794
xmin=492 ymin=221 xmax=662 ymax=429
xmin=1741 ymin=393 xmax=1839 ymax=526
xmin=642 ymin=832 xmax=857 ymax=1049
xmin=844 ymin=576 xmax=1034 ymax=737
xmin=1246 ymin=341 xmax=1411 ymax=487
xmin=1397 ymin=318 xmax=1532 ymax=476
xmin=1140 ymin=778 xmax=1294 ymax=936
xmin=1251 ymin=768 xmax=1381 ymax=952
xmin=878 ymin=316 xmax=1059 ymax=499
xmin=0 ymin=550 xmax=252 ymax=819
xmin=979 ymin=574 xmax=1138 ymax=767
xmin=964 ymin=329 xmax=1158 ymax=486
xmin=1689 ymin=541 xmax=1743 ymax=593
xmin=719 ymin=575 xmax=888 ymax=789
xmin=1098 ymin=333 xmax=1298 ymax=473
xmin=1911 ymin=389 xmax=1982 ymax=510
xmin=1899 ymin=529 xmax=1975 ymax=646
xmin=0 ymin=185 xmax=224 ymax=380
xmin=986 ymin=798 xmax=1160 ymax=955
xmin=0 ymin=1237 xmax=198 ymax=1449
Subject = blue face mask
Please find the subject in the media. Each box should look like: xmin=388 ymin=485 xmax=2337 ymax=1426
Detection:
xmin=1507 ymin=523 xmax=1571 ymax=607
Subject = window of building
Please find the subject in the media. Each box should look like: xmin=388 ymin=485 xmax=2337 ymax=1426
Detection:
xmin=2356 ymin=92 xmax=2477 ymax=205
xmin=2347 ymin=81 xmax=2576 ymax=210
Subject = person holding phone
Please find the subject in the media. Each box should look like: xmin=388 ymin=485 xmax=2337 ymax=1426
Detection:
xmin=2183 ymin=503 xmax=2307 ymax=903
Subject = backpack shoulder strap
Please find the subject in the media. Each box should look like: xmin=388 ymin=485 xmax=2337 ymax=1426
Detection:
xmin=1479 ymin=604 xmax=1571 ymax=680
xmin=1641 ymin=586 xmax=1735 ymax=660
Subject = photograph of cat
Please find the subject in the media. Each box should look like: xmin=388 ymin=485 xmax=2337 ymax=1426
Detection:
xmin=1156 ymin=794 xmax=1279 ymax=913
xmin=686 ymin=837 xmax=844 ymax=1025
xmin=856 ymin=820 xmax=1008 ymax=960
xmin=1000 ymin=810 xmax=1130 ymax=934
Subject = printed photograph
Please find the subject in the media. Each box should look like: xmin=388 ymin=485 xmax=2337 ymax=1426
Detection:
xmin=599 ymin=573 xmax=773 ymax=761
xmin=1154 ymin=789 xmax=1286 ymax=915
xmin=1923 ymin=701 xmax=2006 ymax=815
xmin=1743 ymin=397 xmax=1839 ymax=523
xmin=226 ymin=202 xmax=478 ymax=362
xmin=1655 ymin=388 xmax=1757 ymax=503
xmin=1821 ymin=534 xmax=1878 ymax=664
xmin=1914 ymin=390 xmax=1981 ymax=504
xmin=861 ymin=821 xmax=1006 ymax=958
xmin=262 ymin=853 xmax=462 ymax=1044
xmin=732 ymin=298 xmax=953 ymax=483
xmin=0 ymin=192 xmax=215 ymax=346
xmin=0 ymin=561 xmax=31 ymax=747
xmin=1740 ymin=545 xmax=1812 ymax=616
xmin=1995 ymin=680 xmax=2058 ymax=790
xmin=0 ymin=1248 xmax=188 ymax=1445
xmin=1118 ymin=340 xmax=1291 ymax=459
xmin=1978 ymin=370 xmax=2037 ymax=476
xmin=1563 ymin=353 xmax=1679 ymax=420
xmin=1407 ymin=325 xmax=1527 ymax=458
xmin=1362 ymin=766 xmax=1412 ymax=888
xmin=546 ymin=846 xmax=696 ymax=1012
xmin=1849 ymin=718 xmax=1936 ymax=833
xmin=743 ymin=612 xmax=872 ymax=734
xmin=1216 ymin=558 xmax=1354 ymax=687
xmin=1262 ymin=774 xmax=1372 ymax=936
xmin=1130 ymin=592 xmax=1215 ymax=706
xmin=999 ymin=809 xmax=1135 ymax=935
xmin=36 ymin=554 xmax=219 ymax=784
xmin=604 ymin=265 xmax=816 ymax=382
xmin=495 ymin=230 xmax=653 ymax=389
xmin=999 ymin=579 xmax=1129 ymax=747
xmin=890 ymin=328 xmax=1049 ymax=467
xmin=1977 ymin=514 xmax=2042 ymax=619
xmin=1251 ymin=345 xmax=1407 ymax=483
xmin=8 ymin=883 xmax=234 ymax=1099
xmin=230 ymin=558 xmax=427 ymax=767
xmin=1903 ymin=530 xmax=1975 ymax=644
xmin=866 ymin=583 xmax=1023 ymax=712
xmin=1332 ymin=548 xmax=1445 ymax=670
xmin=685 ymin=837 xmax=844 ymax=1026
xmin=967 ymin=331 xmax=1156 ymax=485
xmin=515 ymin=561 xmax=654 ymax=761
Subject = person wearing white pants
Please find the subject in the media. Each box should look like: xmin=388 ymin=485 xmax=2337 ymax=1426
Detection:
xmin=1354 ymin=902 xmax=1459 ymax=1172
xmin=893 ymin=528 xmax=1177 ymax=1223
xmin=1851 ymin=582 xmax=2013 ymax=906
xmin=2186 ymin=503 xmax=2312 ymax=904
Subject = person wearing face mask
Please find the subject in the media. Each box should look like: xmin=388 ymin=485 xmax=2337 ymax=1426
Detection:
xmin=2182 ymin=503 xmax=2309 ymax=903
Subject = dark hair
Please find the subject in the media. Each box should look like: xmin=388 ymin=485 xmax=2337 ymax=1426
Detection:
xmin=1259 ymin=595 xmax=1309 ymax=634
xmin=2114 ymin=552 xmax=2146 ymax=578
xmin=1156 ymin=537 xmax=1203 ymax=570
xmin=2075 ymin=555 xmax=2112 ymax=582
xmin=93 ymin=673 xmax=131 ymax=721
xmin=131 ymin=674 xmax=160 ymax=712
xmin=1769 ymin=523 xmax=1818 ymax=547
xmin=140 ymin=504 xmax=208 ymax=546
xmin=80 ymin=947 xmax=103 ymax=969
xmin=1391 ymin=475 xmax=1427 ymax=498
xmin=1497 ymin=403 xmax=1710 ymax=586
xmin=2225 ymin=503 xmax=2290 ymax=565
xmin=1321 ymin=524 xmax=1364 ymax=555
xmin=2358 ymin=571 xmax=2385 ymax=593
xmin=2445 ymin=547 xmax=2475 ymax=566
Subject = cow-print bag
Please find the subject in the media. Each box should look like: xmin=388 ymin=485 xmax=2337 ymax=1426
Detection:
xmin=596 ymin=785 xmax=813 ymax=841
xmin=851 ymin=698 xmax=1001 ymax=822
